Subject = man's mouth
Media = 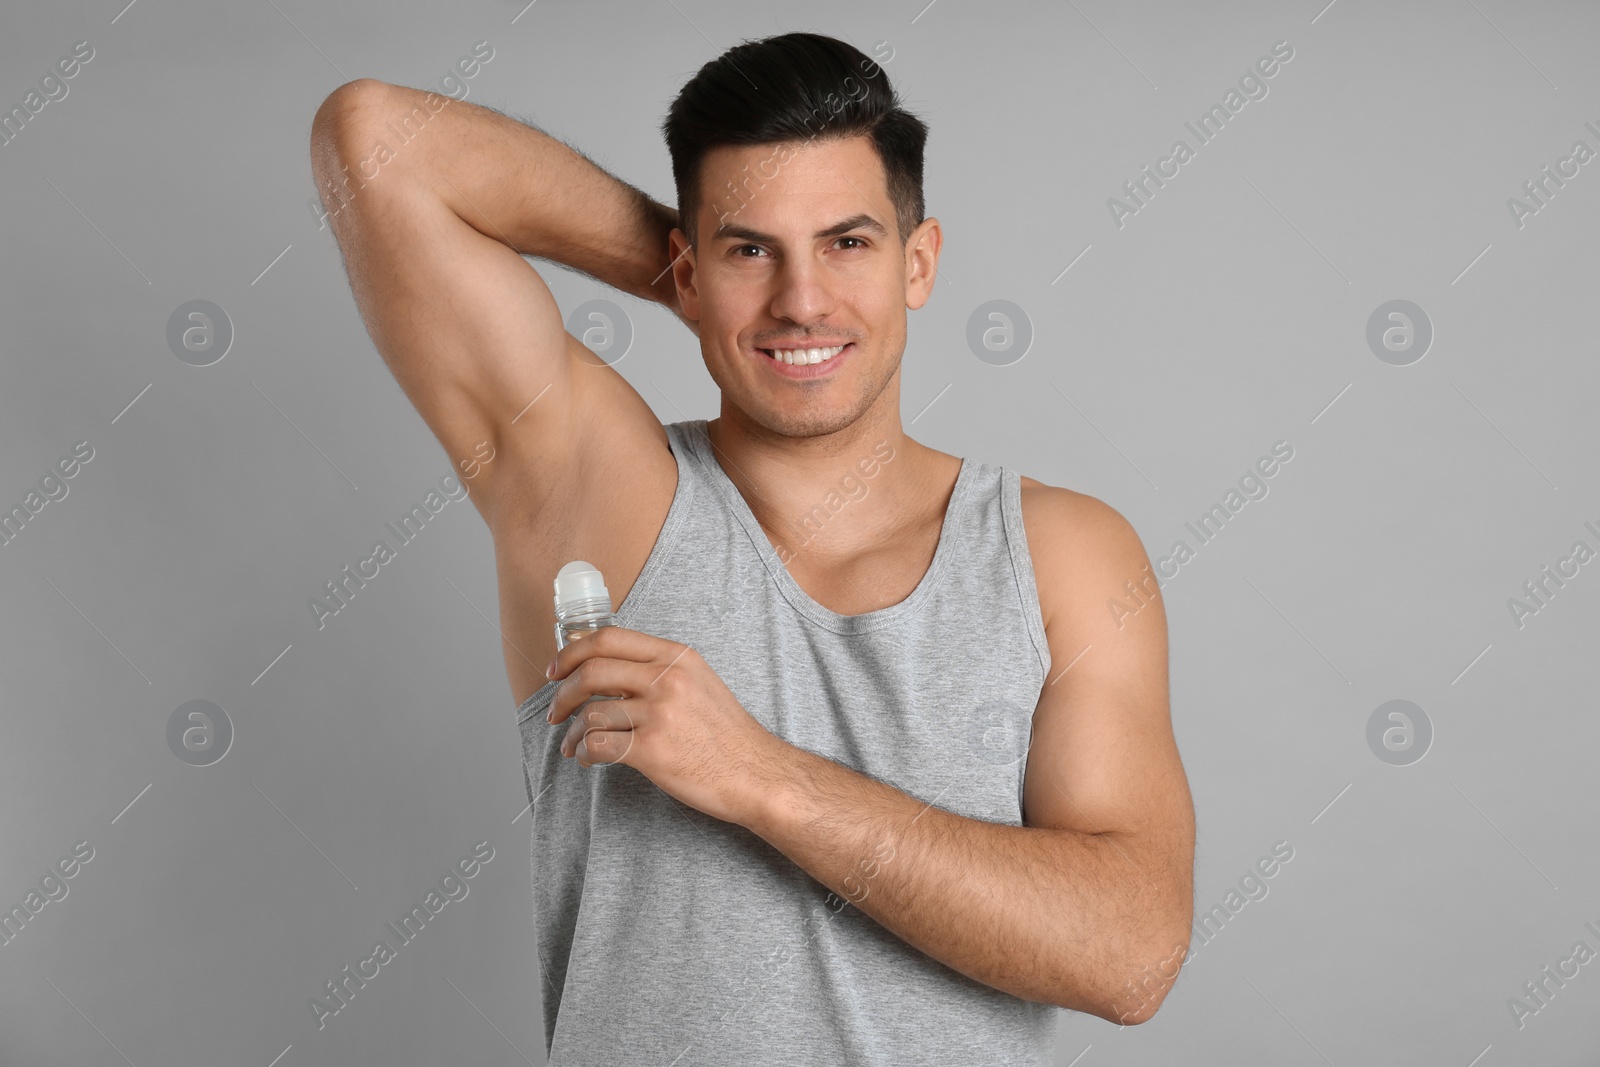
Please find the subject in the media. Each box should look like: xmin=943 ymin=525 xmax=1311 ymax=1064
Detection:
xmin=758 ymin=343 xmax=850 ymax=366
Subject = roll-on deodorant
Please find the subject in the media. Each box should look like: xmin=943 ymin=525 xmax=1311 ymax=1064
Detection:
xmin=552 ymin=560 xmax=621 ymax=716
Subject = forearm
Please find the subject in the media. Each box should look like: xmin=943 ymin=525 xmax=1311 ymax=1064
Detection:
xmin=742 ymin=742 xmax=1190 ymax=1023
xmin=311 ymin=78 xmax=679 ymax=305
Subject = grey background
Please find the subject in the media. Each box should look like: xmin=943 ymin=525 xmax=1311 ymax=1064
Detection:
xmin=2 ymin=0 xmax=1597 ymax=1063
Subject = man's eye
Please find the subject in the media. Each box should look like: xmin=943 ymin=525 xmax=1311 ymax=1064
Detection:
xmin=837 ymin=237 xmax=867 ymax=250
xmin=735 ymin=244 xmax=767 ymax=258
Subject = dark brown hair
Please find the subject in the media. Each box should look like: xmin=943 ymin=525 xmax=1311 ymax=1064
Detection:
xmin=661 ymin=32 xmax=928 ymax=249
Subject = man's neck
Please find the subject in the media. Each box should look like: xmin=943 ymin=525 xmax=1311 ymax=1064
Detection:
xmin=702 ymin=405 xmax=950 ymax=566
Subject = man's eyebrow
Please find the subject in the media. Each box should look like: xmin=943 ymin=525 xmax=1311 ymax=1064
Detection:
xmin=712 ymin=213 xmax=890 ymax=244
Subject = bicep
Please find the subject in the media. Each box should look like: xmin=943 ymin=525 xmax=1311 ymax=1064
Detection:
xmin=335 ymin=177 xmax=587 ymax=511
xmin=1019 ymin=494 xmax=1190 ymax=844
xmin=316 ymin=82 xmax=614 ymax=519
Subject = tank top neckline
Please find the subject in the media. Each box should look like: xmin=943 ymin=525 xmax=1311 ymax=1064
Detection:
xmin=676 ymin=419 xmax=976 ymax=635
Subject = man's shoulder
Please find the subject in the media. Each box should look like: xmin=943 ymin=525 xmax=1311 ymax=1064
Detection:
xmin=1017 ymin=474 xmax=1134 ymax=541
xmin=1016 ymin=475 xmax=1153 ymax=632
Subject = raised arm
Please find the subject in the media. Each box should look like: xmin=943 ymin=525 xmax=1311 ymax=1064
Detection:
xmin=308 ymin=78 xmax=688 ymax=521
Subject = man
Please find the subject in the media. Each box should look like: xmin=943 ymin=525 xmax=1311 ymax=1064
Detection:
xmin=310 ymin=30 xmax=1193 ymax=1063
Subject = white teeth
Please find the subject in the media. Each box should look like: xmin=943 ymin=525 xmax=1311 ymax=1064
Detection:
xmin=767 ymin=344 xmax=845 ymax=365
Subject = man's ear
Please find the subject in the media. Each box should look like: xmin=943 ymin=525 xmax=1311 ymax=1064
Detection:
xmin=668 ymin=226 xmax=701 ymax=320
xmin=904 ymin=216 xmax=942 ymax=312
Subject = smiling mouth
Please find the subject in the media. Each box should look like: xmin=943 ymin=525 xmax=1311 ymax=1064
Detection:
xmin=758 ymin=343 xmax=851 ymax=366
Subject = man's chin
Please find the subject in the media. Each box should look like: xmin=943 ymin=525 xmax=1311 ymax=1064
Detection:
xmin=741 ymin=402 xmax=868 ymax=441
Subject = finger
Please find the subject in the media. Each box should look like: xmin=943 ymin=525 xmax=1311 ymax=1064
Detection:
xmin=575 ymin=728 xmax=635 ymax=769
xmin=548 ymin=658 xmax=655 ymax=724
xmin=549 ymin=625 xmax=682 ymax=683
xmin=560 ymin=699 xmax=640 ymax=757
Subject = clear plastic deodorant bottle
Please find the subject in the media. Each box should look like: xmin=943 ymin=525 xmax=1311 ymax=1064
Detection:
xmin=552 ymin=560 xmax=621 ymax=709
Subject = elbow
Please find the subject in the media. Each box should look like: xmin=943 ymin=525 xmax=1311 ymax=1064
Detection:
xmin=310 ymin=78 xmax=394 ymax=175
xmin=1095 ymin=937 xmax=1190 ymax=1026
xmin=1109 ymin=994 xmax=1162 ymax=1027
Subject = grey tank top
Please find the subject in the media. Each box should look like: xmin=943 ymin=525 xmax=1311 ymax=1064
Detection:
xmin=514 ymin=418 xmax=1057 ymax=1065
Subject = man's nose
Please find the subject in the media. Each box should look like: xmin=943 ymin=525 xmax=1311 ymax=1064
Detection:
xmin=768 ymin=255 xmax=836 ymax=324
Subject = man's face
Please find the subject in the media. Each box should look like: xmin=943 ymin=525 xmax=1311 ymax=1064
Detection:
xmin=670 ymin=135 xmax=939 ymax=439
